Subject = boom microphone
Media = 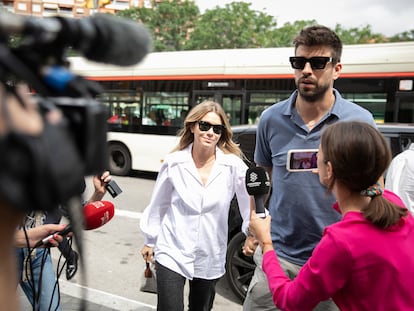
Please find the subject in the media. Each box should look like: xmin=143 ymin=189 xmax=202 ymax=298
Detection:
xmin=35 ymin=200 xmax=115 ymax=248
xmin=0 ymin=12 xmax=152 ymax=66
xmin=245 ymin=167 xmax=271 ymax=218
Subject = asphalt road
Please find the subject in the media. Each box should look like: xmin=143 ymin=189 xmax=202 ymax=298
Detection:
xmin=41 ymin=172 xmax=244 ymax=311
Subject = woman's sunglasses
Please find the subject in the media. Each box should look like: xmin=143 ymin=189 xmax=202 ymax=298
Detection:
xmin=289 ymin=56 xmax=336 ymax=70
xmin=198 ymin=120 xmax=225 ymax=135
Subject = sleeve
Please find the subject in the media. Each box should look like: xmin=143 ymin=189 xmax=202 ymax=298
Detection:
xmin=254 ymin=114 xmax=273 ymax=167
xmin=385 ymin=151 xmax=414 ymax=213
xmin=262 ymin=230 xmax=350 ymax=311
xmin=385 ymin=156 xmax=404 ymax=197
xmin=234 ymin=159 xmax=251 ymax=236
xmin=394 ymin=154 xmax=414 ymax=213
xmin=139 ymin=161 xmax=173 ymax=246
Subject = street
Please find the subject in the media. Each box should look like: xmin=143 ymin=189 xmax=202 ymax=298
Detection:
xmin=40 ymin=172 xmax=244 ymax=310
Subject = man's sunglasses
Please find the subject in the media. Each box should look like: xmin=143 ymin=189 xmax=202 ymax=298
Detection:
xmin=198 ymin=120 xmax=225 ymax=135
xmin=289 ymin=56 xmax=336 ymax=70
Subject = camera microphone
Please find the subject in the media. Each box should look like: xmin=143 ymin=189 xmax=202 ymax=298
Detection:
xmin=34 ymin=200 xmax=115 ymax=248
xmin=0 ymin=12 xmax=152 ymax=67
xmin=245 ymin=166 xmax=271 ymax=218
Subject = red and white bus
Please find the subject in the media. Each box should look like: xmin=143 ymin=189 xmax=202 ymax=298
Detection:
xmin=69 ymin=41 xmax=414 ymax=175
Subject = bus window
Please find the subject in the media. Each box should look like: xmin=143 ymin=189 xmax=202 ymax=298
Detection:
xmin=396 ymin=92 xmax=414 ymax=123
xmin=143 ymin=92 xmax=189 ymax=127
xmin=247 ymin=105 xmax=270 ymax=124
xmin=222 ymin=94 xmax=242 ymax=126
xmin=342 ymin=93 xmax=387 ymax=123
xmin=99 ymin=91 xmax=142 ymax=130
xmin=248 ymin=92 xmax=291 ymax=124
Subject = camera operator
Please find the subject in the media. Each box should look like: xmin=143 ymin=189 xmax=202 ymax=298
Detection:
xmin=16 ymin=171 xmax=111 ymax=311
xmin=0 ymin=82 xmax=63 ymax=310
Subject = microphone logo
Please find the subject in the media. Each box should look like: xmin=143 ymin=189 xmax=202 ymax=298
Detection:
xmin=249 ymin=171 xmax=258 ymax=182
xmin=246 ymin=171 xmax=261 ymax=188
xmin=101 ymin=211 xmax=111 ymax=226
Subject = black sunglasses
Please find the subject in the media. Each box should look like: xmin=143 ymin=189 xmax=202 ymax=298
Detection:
xmin=289 ymin=56 xmax=336 ymax=70
xmin=198 ymin=120 xmax=225 ymax=135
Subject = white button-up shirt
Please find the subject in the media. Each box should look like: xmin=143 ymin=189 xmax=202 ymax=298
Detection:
xmin=385 ymin=143 xmax=414 ymax=214
xmin=140 ymin=144 xmax=250 ymax=280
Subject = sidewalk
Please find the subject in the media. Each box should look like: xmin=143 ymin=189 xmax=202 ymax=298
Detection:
xmin=19 ymin=280 xmax=156 ymax=311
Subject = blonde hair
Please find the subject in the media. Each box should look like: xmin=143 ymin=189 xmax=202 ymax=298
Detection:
xmin=172 ymin=100 xmax=243 ymax=158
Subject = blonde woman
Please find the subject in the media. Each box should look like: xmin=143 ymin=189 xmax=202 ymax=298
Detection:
xmin=140 ymin=100 xmax=251 ymax=311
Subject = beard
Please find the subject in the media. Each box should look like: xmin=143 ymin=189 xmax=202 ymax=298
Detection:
xmin=297 ymin=78 xmax=331 ymax=102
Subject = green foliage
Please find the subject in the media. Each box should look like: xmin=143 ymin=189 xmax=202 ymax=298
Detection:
xmin=186 ymin=2 xmax=278 ymax=50
xmin=334 ymin=24 xmax=388 ymax=44
xmin=118 ymin=0 xmax=199 ymax=51
xmin=272 ymin=20 xmax=319 ymax=47
xmin=389 ymin=30 xmax=414 ymax=42
xmin=117 ymin=1 xmax=414 ymax=51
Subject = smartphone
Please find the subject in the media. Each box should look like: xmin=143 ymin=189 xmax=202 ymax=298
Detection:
xmin=286 ymin=149 xmax=318 ymax=172
xmin=105 ymin=179 xmax=123 ymax=198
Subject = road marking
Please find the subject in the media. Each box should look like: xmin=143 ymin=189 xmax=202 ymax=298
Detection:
xmin=59 ymin=280 xmax=156 ymax=310
xmin=115 ymin=209 xmax=142 ymax=219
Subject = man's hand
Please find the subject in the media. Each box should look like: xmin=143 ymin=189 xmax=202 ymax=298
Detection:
xmin=242 ymin=235 xmax=259 ymax=256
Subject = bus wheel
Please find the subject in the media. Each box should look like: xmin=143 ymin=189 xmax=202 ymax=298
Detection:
xmin=108 ymin=143 xmax=131 ymax=176
xmin=225 ymin=231 xmax=256 ymax=302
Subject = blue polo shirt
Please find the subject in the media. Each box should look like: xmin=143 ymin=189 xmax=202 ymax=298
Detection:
xmin=255 ymin=89 xmax=376 ymax=265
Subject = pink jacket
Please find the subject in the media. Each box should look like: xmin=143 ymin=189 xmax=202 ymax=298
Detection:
xmin=263 ymin=191 xmax=414 ymax=311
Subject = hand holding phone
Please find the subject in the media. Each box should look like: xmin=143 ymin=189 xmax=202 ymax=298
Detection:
xmin=286 ymin=149 xmax=318 ymax=172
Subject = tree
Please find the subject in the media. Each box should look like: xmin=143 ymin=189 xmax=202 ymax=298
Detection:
xmin=118 ymin=0 xmax=199 ymax=51
xmin=334 ymin=24 xmax=388 ymax=44
xmin=390 ymin=30 xmax=414 ymax=42
xmin=271 ymin=20 xmax=318 ymax=47
xmin=117 ymin=1 xmax=413 ymax=51
xmin=186 ymin=2 xmax=278 ymax=50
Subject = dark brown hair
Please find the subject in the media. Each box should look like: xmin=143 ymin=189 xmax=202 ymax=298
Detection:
xmin=293 ymin=25 xmax=343 ymax=63
xmin=321 ymin=121 xmax=407 ymax=228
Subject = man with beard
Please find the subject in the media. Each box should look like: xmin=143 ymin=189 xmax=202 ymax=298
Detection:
xmin=242 ymin=25 xmax=376 ymax=311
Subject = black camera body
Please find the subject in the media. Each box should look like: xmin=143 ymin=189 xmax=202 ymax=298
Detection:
xmin=0 ymin=12 xmax=120 ymax=213
xmin=48 ymin=97 xmax=108 ymax=175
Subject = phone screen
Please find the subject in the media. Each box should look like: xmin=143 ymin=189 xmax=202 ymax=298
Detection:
xmin=286 ymin=149 xmax=318 ymax=172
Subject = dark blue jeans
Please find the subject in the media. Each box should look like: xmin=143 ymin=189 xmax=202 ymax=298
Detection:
xmin=155 ymin=261 xmax=218 ymax=311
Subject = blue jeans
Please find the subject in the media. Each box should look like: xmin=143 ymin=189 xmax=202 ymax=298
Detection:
xmin=155 ymin=261 xmax=218 ymax=311
xmin=16 ymin=248 xmax=62 ymax=311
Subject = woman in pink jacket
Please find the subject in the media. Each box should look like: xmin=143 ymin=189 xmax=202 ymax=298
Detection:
xmin=249 ymin=121 xmax=414 ymax=311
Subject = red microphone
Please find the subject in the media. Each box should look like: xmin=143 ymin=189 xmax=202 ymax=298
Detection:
xmin=35 ymin=201 xmax=115 ymax=247
xmin=82 ymin=200 xmax=115 ymax=230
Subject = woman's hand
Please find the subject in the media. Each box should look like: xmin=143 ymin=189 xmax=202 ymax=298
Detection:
xmin=88 ymin=170 xmax=112 ymax=202
xmin=15 ymin=223 xmax=68 ymax=248
xmin=141 ymin=245 xmax=154 ymax=263
xmin=249 ymin=210 xmax=272 ymax=245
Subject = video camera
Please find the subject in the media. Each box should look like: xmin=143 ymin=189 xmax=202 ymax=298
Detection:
xmin=0 ymin=12 xmax=152 ymax=213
